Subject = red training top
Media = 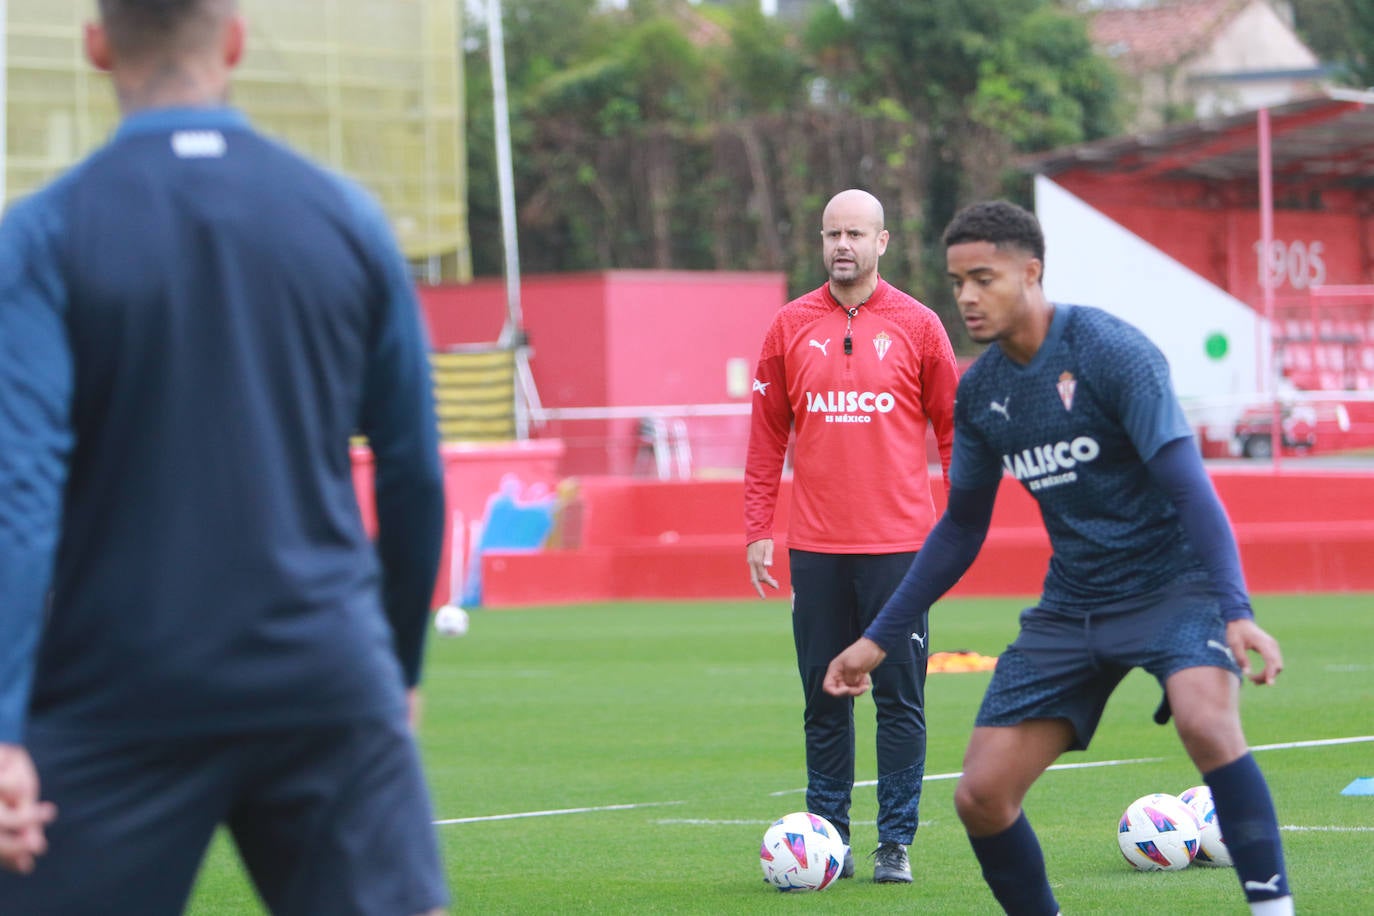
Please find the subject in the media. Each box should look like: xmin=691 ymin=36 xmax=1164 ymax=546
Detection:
xmin=744 ymin=278 xmax=958 ymax=553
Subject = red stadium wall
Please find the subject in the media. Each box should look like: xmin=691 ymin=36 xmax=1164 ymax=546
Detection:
xmin=351 ymin=441 xmax=565 ymax=608
xmin=477 ymin=468 xmax=1374 ymax=607
xmin=416 ymin=271 xmax=787 ymax=476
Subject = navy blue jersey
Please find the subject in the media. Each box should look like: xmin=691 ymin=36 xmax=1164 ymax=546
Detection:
xmin=0 ymin=108 xmax=444 ymax=742
xmin=951 ymin=304 xmax=1199 ymax=609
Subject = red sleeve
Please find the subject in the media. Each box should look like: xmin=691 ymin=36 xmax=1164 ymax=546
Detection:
xmin=744 ymin=325 xmax=793 ymax=544
xmin=920 ymin=316 xmax=960 ymax=496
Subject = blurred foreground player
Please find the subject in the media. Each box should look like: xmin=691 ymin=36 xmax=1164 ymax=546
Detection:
xmin=0 ymin=1 xmax=448 ymax=913
xmin=824 ymin=201 xmax=1292 ymax=915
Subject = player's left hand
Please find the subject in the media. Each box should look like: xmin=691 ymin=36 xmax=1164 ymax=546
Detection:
xmin=1226 ymin=618 xmax=1283 ymax=686
xmin=823 ymin=638 xmax=886 ymax=697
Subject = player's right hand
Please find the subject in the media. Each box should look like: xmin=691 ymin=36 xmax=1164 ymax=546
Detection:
xmin=823 ymin=638 xmax=887 ymax=697
xmin=746 ymin=538 xmax=779 ymax=598
xmin=0 ymin=744 xmax=56 ymax=875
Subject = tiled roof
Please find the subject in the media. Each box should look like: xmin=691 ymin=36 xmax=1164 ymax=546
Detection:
xmin=1090 ymin=0 xmax=1251 ymax=71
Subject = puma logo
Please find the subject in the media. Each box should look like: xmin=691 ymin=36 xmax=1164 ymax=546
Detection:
xmin=910 ymin=632 xmax=927 ymax=649
xmin=1243 ymin=874 xmax=1282 ymax=894
xmin=809 ymin=339 xmax=830 ymax=356
xmin=1207 ymin=639 xmax=1235 ymax=662
xmin=989 ymin=397 xmax=1011 ymax=420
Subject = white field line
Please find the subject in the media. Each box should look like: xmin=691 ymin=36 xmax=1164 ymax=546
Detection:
xmin=435 ymin=800 xmax=684 ymax=826
xmin=648 ymin=819 xmax=1369 ymax=832
xmin=769 ymin=757 xmax=1165 ymax=796
xmin=1250 ymin=735 xmax=1374 ymax=752
xmin=436 ymin=735 xmax=1374 ymax=825
xmin=769 ymin=735 xmax=1374 ymax=796
xmin=655 ymin=818 xmax=947 ymax=828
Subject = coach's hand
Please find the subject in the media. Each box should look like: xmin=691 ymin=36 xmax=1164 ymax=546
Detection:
xmin=746 ymin=538 xmax=779 ymax=598
xmin=1226 ymin=618 xmax=1284 ymax=686
xmin=823 ymin=638 xmax=886 ymax=697
xmin=0 ymin=744 xmax=56 ymax=874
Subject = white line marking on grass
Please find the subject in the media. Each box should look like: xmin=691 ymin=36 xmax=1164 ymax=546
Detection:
xmin=655 ymin=818 xmax=946 ymax=829
xmin=1281 ymin=826 xmax=1374 ymax=833
xmin=435 ymin=800 xmax=684 ymax=826
xmin=769 ymin=736 xmax=1374 ymax=796
xmin=769 ymin=758 xmax=1164 ymax=796
xmin=1323 ymin=664 xmax=1369 ymax=673
xmin=1251 ymin=735 xmax=1374 ymax=752
xmin=657 ymin=819 xmax=775 ymax=826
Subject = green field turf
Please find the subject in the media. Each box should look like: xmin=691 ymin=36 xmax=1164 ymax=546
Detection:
xmin=187 ymin=593 xmax=1374 ymax=914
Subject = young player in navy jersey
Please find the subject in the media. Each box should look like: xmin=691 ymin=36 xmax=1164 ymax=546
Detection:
xmin=823 ymin=201 xmax=1292 ymax=916
xmin=0 ymin=2 xmax=447 ymax=913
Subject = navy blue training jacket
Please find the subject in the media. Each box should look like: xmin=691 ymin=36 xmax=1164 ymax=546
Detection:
xmin=0 ymin=107 xmax=444 ymax=743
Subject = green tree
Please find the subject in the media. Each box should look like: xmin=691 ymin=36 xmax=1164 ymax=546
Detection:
xmin=462 ymin=0 xmax=1121 ymax=349
xmin=1290 ymin=0 xmax=1374 ymax=87
xmin=829 ymin=0 xmax=1119 ymax=328
xmin=720 ymin=1 xmax=812 ymax=116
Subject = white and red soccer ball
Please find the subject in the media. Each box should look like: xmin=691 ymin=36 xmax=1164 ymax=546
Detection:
xmin=759 ymin=811 xmax=847 ymax=891
xmin=1117 ymin=792 xmax=1201 ymax=871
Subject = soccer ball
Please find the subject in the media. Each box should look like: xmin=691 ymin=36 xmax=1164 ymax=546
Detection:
xmin=1117 ymin=793 xmax=1200 ymax=871
xmin=1179 ymin=785 xmax=1232 ymax=867
xmin=433 ymin=604 xmax=470 ymax=637
xmin=759 ymin=812 xmax=847 ymax=891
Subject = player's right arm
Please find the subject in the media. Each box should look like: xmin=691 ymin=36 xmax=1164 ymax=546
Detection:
xmin=0 ymin=745 xmax=56 ymax=874
xmin=743 ymin=322 xmax=792 ymax=597
xmin=0 ymin=191 xmax=72 ymax=869
xmin=823 ymin=481 xmax=999 ymax=695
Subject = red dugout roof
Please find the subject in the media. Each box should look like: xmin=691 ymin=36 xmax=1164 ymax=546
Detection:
xmin=1021 ymin=89 xmax=1374 ymax=201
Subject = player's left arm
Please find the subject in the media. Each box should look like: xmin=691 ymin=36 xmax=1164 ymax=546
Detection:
xmin=348 ymin=184 xmax=445 ymax=689
xmin=1144 ymin=439 xmax=1282 ymax=684
xmin=1109 ymin=329 xmax=1283 ymax=685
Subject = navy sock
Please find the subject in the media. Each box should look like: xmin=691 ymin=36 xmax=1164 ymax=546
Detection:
xmin=1205 ymin=753 xmax=1290 ymax=902
xmin=967 ymin=812 xmax=1059 ymax=916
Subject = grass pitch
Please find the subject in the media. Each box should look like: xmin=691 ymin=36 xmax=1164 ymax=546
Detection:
xmin=188 ymin=593 xmax=1373 ymax=914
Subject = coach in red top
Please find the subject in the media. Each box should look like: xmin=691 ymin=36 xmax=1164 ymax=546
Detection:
xmin=745 ymin=188 xmax=958 ymax=885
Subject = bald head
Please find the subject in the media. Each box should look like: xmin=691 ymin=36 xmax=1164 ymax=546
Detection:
xmin=821 ymin=189 xmax=889 ymax=303
xmin=823 ymin=189 xmax=885 ymax=233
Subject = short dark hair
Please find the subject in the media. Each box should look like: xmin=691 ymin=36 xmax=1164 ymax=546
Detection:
xmin=98 ymin=0 xmax=232 ymax=58
xmin=942 ymin=200 xmax=1046 ymax=266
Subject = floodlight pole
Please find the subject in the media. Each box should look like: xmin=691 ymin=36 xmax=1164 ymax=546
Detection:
xmin=1257 ymin=107 xmax=1281 ymax=470
xmin=485 ymin=0 xmax=539 ymax=440
xmin=486 ymin=0 xmax=522 ymax=344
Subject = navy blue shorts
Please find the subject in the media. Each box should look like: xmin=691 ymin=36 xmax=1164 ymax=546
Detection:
xmin=0 ymin=717 xmax=448 ymax=916
xmin=975 ymin=578 xmax=1242 ymax=751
